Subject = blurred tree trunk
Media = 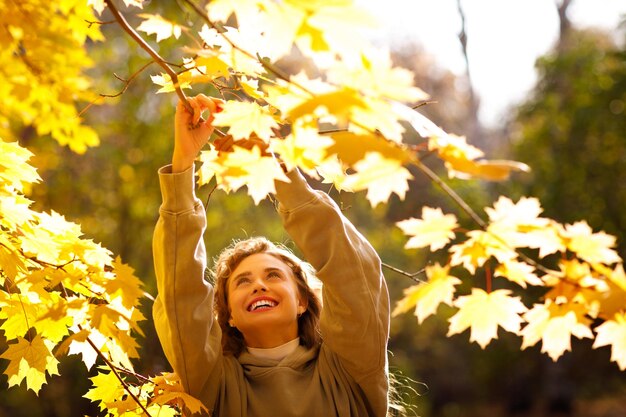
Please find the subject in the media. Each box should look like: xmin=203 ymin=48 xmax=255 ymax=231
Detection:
xmin=455 ymin=0 xmax=484 ymax=149
xmin=557 ymin=0 xmax=573 ymax=47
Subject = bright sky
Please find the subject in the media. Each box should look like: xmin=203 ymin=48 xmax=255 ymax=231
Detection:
xmin=358 ymin=0 xmax=626 ymax=126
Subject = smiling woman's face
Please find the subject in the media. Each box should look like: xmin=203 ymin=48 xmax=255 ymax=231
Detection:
xmin=227 ymin=252 xmax=306 ymax=348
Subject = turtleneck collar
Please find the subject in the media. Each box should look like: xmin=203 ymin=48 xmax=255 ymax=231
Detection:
xmin=246 ymin=337 xmax=300 ymax=361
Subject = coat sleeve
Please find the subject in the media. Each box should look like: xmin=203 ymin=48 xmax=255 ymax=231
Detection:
xmin=152 ymin=165 xmax=222 ymax=405
xmin=274 ymin=169 xmax=390 ymax=382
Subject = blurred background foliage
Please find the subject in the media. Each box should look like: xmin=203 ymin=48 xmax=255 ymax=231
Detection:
xmin=1 ymin=2 xmax=625 ymax=416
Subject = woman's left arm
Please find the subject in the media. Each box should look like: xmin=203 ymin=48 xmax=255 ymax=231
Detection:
xmin=275 ymin=169 xmax=390 ymax=379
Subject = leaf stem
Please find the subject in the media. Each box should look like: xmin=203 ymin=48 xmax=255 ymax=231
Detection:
xmin=413 ymin=159 xmax=487 ymax=228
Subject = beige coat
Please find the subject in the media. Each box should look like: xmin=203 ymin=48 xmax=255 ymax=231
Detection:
xmin=153 ymin=166 xmax=390 ymax=416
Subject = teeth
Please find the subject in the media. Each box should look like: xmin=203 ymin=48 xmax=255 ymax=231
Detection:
xmin=250 ymin=300 xmax=277 ymax=311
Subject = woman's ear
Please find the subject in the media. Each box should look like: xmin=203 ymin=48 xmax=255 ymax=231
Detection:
xmin=297 ymin=297 xmax=307 ymax=315
xmin=229 ymin=317 xmax=235 ymax=327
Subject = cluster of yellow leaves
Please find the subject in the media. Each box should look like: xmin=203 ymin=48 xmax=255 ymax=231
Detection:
xmin=83 ymin=370 xmax=206 ymax=416
xmin=0 ymin=139 xmax=147 ymax=393
xmin=0 ymin=0 xmax=103 ymax=153
xmin=88 ymin=0 xmax=436 ymax=205
xmin=394 ymin=197 xmax=626 ymax=369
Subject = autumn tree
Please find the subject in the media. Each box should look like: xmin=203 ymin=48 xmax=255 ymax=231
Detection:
xmin=507 ymin=28 xmax=626 ymax=257
xmin=1 ymin=1 xmax=625 ymax=416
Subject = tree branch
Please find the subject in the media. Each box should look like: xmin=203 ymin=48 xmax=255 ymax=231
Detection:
xmin=103 ymin=0 xmax=193 ymax=114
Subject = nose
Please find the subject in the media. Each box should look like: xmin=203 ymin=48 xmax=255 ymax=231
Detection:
xmin=251 ymin=277 xmax=268 ymax=293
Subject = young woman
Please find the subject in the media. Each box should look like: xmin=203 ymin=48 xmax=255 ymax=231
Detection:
xmin=152 ymin=94 xmax=391 ymax=416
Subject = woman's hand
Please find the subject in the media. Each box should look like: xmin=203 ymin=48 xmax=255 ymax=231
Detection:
xmin=172 ymin=94 xmax=223 ymax=173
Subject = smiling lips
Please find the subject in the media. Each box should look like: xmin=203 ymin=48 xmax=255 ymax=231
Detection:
xmin=247 ymin=297 xmax=278 ymax=312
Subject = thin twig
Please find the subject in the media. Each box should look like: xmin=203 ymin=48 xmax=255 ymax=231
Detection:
xmin=85 ymin=19 xmax=116 ymax=28
xmin=412 ymin=100 xmax=438 ymax=109
xmin=104 ymin=0 xmax=193 ymax=114
xmin=100 ymin=61 xmax=155 ymax=98
xmin=382 ymin=262 xmax=427 ymax=284
xmin=205 ymin=182 xmax=219 ymax=209
xmin=112 ymin=364 xmax=152 ymax=384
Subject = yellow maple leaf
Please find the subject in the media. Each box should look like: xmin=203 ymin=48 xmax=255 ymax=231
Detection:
xmin=212 ymin=101 xmax=279 ymax=142
xmin=136 ymin=14 xmax=184 ymax=42
xmin=317 ymin=156 xmax=350 ymax=192
xmin=0 ymin=291 xmax=39 ymax=340
xmin=33 ymin=293 xmax=73 ymax=344
xmin=123 ymin=0 xmax=144 ymax=9
xmin=562 ymin=221 xmax=621 ymax=265
xmin=429 ymin=133 xmax=483 ymax=163
xmin=494 ymin=260 xmax=543 ymax=288
xmin=392 ymin=263 xmax=461 ymax=324
xmin=0 ymin=194 xmax=35 ymax=230
xmin=0 ymin=140 xmax=41 ymax=192
xmin=347 ymin=97 xmax=406 ymax=142
xmin=485 ymin=196 xmax=548 ymax=229
xmin=269 ymin=127 xmax=334 ymax=175
xmin=396 ymin=207 xmax=458 ymax=251
xmin=150 ymin=371 xmax=207 ymax=414
xmin=295 ymin=2 xmax=377 ymax=59
xmin=448 ymin=289 xmax=528 ymax=349
xmin=566 ymin=263 xmax=626 ymax=319
xmin=188 ymin=50 xmax=231 ymax=80
xmin=286 ymin=88 xmax=368 ymax=126
xmin=106 ymin=256 xmax=145 ymax=310
xmin=593 ymin=312 xmax=626 ymax=370
xmin=218 ymin=146 xmax=290 ymax=204
xmin=450 ymin=230 xmax=517 ymax=274
xmin=521 ymin=300 xmax=593 ymax=361
xmin=325 ymin=131 xmax=411 ymax=166
xmin=328 ymin=49 xmax=428 ymax=102
xmin=0 ymin=335 xmax=60 ymax=394
xmin=150 ymin=73 xmax=191 ymax=94
xmin=514 ymin=222 xmax=566 ymax=258
xmin=0 ymin=236 xmax=26 ymax=281
xmin=264 ymin=73 xmax=333 ymax=116
xmin=206 ymin=0 xmax=265 ymax=24
xmin=342 ymin=152 xmax=412 ymax=207
xmin=84 ymin=369 xmax=125 ymax=411
xmin=69 ymin=328 xmax=107 ymax=370
xmin=201 ymin=25 xmax=265 ymax=74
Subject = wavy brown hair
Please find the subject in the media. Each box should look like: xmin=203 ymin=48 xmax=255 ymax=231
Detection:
xmin=212 ymin=237 xmax=322 ymax=356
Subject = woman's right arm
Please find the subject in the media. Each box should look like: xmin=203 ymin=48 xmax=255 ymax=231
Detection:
xmin=152 ymin=95 xmax=224 ymax=400
xmin=152 ymin=165 xmax=222 ymax=398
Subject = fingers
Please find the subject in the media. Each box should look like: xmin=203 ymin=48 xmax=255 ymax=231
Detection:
xmin=183 ymin=94 xmax=224 ymax=125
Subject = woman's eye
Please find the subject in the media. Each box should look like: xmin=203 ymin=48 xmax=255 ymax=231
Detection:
xmin=236 ymin=278 xmax=251 ymax=286
xmin=267 ymin=272 xmax=281 ymax=279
